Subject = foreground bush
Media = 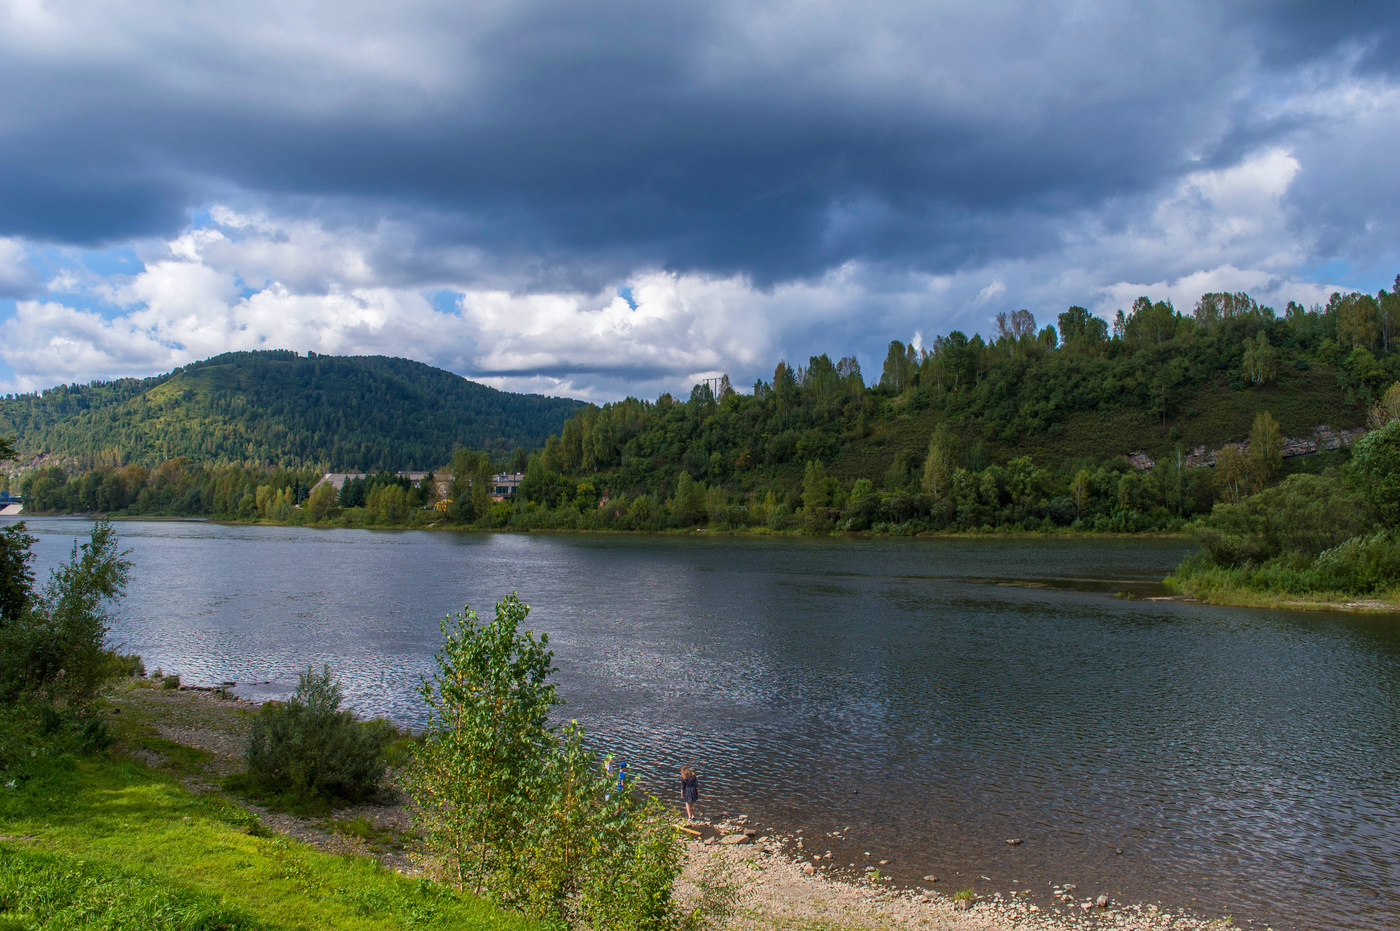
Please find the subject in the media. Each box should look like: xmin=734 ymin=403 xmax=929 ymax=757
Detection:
xmin=0 ymin=519 xmax=132 ymax=709
xmin=407 ymin=593 xmax=681 ymax=930
xmin=245 ymin=665 xmax=389 ymax=805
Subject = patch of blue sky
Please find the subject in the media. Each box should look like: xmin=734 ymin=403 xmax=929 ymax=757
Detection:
xmin=432 ymin=289 xmax=463 ymax=315
xmin=617 ymin=286 xmax=637 ymax=310
xmin=11 ymin=243 xmax=154 ymax=317
xmin=77 ymin=246 xmax=143 ymax=277
xmin=1299 ymin=258 xmax=1392 ymax=294
xmin=24 ymin=243 xmax=143 ymax=280
xmin=40 ymin=289 xmax=115 ymax=316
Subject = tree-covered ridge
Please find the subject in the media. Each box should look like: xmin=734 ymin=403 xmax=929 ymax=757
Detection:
xmin=13 ymin=284 xmax=1400 ymax=543
xmin=0 ymin=351 xmax=586 ymax=471
xmin=525 ymin=287 xmax=1396 ymax=501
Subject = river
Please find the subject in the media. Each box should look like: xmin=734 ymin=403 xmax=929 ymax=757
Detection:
xmin=18 ymin=517 xmax=1400 ymax=929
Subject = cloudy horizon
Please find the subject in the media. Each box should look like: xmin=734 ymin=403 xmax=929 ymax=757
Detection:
xmin=1 ymin=0 xmax=1396 ymax=401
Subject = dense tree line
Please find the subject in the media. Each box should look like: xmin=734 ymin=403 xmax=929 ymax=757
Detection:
xmin=480 ymin=285 xmax=1397 ymax=534
xmin=1170 ymin=381 xmax=1400 ymax=599
xmin=14 ymin=284 xmax=1400 ymax=549
xmin=0 ymin=350 xmax=584 ymax=471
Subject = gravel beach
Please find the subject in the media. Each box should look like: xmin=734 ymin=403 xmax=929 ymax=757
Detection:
xmin=111 ymin=681 xmax=1262 ymax=931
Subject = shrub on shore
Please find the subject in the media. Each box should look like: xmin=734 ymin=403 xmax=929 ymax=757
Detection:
xmin=407 ymin=593 xmax=682 ymax=930
xmin=242 ymin=665 xmax=390 ymax=808
xmin=1172 ymin=530 xmax=1400 ymax=599
xmin=0 ymin=518 xmax=133 ymax=709
xmin=0 ymin=516 xmax=135 ymax=768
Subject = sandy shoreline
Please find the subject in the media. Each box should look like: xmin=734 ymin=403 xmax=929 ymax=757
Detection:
xmin=112 ymin=681 xmax=1263 ymax=931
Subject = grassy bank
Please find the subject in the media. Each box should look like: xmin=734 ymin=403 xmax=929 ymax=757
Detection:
xmin=1165 ymin=565 xmax=1400 ymax=613
xmin=0 ymin=731 xmax=540 ymax=931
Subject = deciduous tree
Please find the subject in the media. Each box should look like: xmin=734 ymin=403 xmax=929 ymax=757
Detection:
xmin=1247 ymin=411 xmax=1283 ymax=490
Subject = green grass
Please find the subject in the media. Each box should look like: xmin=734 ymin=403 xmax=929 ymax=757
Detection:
xmin=0 ymin=845 xmax=265 ymax=931
xmin=1164 ymin=566 xmax=1400 ymax=613
xmin=0 ymin=753 xmax=542 ymax=931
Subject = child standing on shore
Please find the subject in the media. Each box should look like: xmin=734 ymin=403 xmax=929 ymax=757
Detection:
xmin=680 ymin=765 xmax=699 ymax=821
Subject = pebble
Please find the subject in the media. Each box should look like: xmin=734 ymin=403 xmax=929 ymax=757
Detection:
xmin=1006 ymin=837 xmax=1022 ymax=845
xmin=803 ymin=864 xmax=815 ymax=875
xmin=878 ymin=859 xmax=888 ymax=865
xmin=719 ymin=834 xmax=751 ymax=845
xmin=922 ymin=875 xmax=938 ymax=882
xmin=1096 ymin=894 xmax=1111 ymax=907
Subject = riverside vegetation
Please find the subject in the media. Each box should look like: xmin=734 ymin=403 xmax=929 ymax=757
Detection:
xmin=1166 ymin=383 xmax=1400 ymax=607
xmin=9 ymin=285 xmax=1400 ymax=606
xmin=0 ymin=507 xmax=700 ymax=929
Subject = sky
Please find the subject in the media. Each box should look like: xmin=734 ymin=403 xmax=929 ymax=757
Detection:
xmin=1 ymin=0 xmax=1397 ymax=402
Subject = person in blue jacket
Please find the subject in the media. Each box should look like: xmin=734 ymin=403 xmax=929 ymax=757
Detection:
xmin=680 ymin=765 xmax=699 ymax=820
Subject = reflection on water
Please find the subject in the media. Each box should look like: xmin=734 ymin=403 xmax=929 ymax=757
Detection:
xmin=18 ymin=517 xmax=1400 ymax=930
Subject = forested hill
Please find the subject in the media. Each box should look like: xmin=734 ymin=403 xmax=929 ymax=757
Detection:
xmin=508 ymin=289 xmax=1396 ymax=529
xmin=0 ymin=351 xmax=586 ymax=471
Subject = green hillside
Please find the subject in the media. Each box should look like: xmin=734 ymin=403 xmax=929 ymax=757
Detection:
xmin=0 ymin=350 xmax=585 ymax=471
xmin=488 ymin=289 xmax=1396 ymax=534
xmin=12 ymin=287 xmax=1400 ymax=536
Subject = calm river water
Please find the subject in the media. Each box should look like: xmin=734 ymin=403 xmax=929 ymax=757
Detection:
xmin=19 ymin=517 xmax=1400 ymax=930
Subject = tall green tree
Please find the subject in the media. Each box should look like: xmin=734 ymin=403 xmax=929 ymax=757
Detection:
xmin=0 ymin=434 xmax=34 ymax=625
xmin=921 ymin=424 xmax=957 ymax=498
xmin=673 ymin=473 xmax=707 ymax=525
xmin=408 ymin=594 xmax=556 ymax=890
xmin=1351 ymin=421 xmax=1400 ymax=527
xmin=1248 ymin=411 xmax=1284 ymax=490
xmin=471 ymin=453 xmax=495 ymax=519
xmin=0 ymin=519 xmax=132 ymax=707
xmin=406 ymin=593 xmax=680 ymax=928
xmin=1241 ymin=332 xmax=1277 ymax=385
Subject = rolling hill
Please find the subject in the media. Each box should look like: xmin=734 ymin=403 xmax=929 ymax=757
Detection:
xmin=0 ymin=351 xmax=586 ymax=471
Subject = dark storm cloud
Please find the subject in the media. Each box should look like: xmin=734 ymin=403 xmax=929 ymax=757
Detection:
xmin=0 ymin=0 xmax=1392 ymax=287
xmin=1242 ymin=0 xmax=1400 ymax=76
